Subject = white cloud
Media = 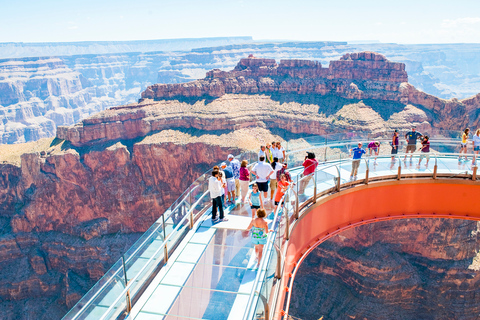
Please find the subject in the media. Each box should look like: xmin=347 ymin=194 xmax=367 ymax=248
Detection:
xmin=442 ymin=17 xmax=480 ymax=28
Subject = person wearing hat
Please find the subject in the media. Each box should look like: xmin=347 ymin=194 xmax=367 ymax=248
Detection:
xmin=221 ymin=162 xmax=236 ymax=204
xmin=349 ymin=143 xmax=366 ymax=179
xmin=227 ymin=154 xmax=241 ymax=200
xmin=299 ymin=152 xmax=318 ymax=194
xmin=404 ymin=126 xmax=423 ymax=161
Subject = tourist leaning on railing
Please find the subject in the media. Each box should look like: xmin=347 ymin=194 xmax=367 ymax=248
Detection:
xmin=299 ymin=152 xmax=318 ymax=194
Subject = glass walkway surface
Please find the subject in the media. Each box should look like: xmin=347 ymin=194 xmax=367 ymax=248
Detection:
xmin=63 ymin=136 xmax=479 ymax=320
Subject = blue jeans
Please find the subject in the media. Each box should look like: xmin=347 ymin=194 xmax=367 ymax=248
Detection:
xmin=212 ymin=196 xmax=224 ymax=219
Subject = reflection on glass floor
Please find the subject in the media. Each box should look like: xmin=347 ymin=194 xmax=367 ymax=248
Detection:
xmin=128 ymin=156 xmax=474 ymax=320
xmin=130 ymin=200 xmax=277 ymax=320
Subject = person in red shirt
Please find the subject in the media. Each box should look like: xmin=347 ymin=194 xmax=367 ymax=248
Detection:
xmin=299 ymin=152 xmax=318 ymax=194
xmin=273 ymin=174 xmax=290 ymax=214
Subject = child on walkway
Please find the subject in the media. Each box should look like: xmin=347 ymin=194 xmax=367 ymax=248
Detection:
xmin=248 ymin=183 xmax=264 ymax=219
xmin=246 ymin=208 xmax=269 ymax=268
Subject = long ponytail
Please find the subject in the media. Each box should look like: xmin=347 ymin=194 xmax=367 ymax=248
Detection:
xmin=271 ymin=157 xmax=278 ymax=169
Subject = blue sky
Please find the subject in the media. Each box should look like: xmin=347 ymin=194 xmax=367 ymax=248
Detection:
xmin=1 ymin=0 xmax=480 ymax=43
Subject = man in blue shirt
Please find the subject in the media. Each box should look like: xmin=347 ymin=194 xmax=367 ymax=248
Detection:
xmin=404 ymin=126 xmax=423 ymax=161
xmin=349 ymin=142 xmax=366 ymax=179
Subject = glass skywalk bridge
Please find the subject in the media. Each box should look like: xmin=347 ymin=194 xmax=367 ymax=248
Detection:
xmin=63 ymin=135 xmax=478 ymax=320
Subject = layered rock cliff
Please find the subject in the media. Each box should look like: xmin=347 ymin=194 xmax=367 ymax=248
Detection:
xmin=1 ymin=53 xmax=480 ymax=319
xmin=56 ymin=53 xmax=478 ymax=147
xmin=289 ymin=219 xmax=480 ymax=320
xmin=2 ymin=40 xmax=480 ymax=144
xmin=0 ymin=126 xmax=279 ymax=319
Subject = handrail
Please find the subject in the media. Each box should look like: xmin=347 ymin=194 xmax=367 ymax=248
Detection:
xmin=99 ymin=189 xmax=210 ymax=320
xmin=65 ymin=136 xmax=479 ymax=320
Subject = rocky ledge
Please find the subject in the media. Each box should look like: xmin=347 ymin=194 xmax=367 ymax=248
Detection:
xmin=57 ymin=53 xmax=480 ymax=147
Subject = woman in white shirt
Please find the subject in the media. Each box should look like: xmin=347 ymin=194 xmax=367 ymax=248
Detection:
xmin=276 ymin=141 xmax=286 ymax=163
xmin=269 ymin=157 xmax=283 ymax=201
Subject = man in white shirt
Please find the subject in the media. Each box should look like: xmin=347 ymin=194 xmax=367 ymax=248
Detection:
xmin=251 ymin=156 xmax=274 ymax=199
xmin=209 ymin=170 xmax=227 ymax=222
xmin=258 ymin=145 xmax=266 ymax=161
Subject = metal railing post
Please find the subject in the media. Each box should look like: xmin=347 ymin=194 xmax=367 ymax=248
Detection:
xmin=274 ymin=244 xmax=282 ymax=279
xmin=365 ymin=159 xmax=369 ymax=185
xmin=164 ymin=244 xmax=168 ymax=263
xmin=313 ymin=171 xmax=317 ymax=204
xmin=121 ymin=256 xmax=132 ymax=313
xmin=257 ymin=292 xmax=270 ymax=320
xmin=284 ymin=206 xmax=290 ymax=240
xmin=433 ymin=156 xmax=438 ymax=179
xmin=335 ymin=165 xmax=341 ymax=192
xmin=397 ymin=159 xmax=402 ymax=180
xmin=473 ymin=166 xmax=477 ymax=181
xmin=295 ymin=175 xmax=299 ymax=216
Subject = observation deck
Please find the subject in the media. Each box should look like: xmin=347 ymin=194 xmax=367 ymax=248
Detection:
xmin=63 ymin=135 xmax=480 ymax=320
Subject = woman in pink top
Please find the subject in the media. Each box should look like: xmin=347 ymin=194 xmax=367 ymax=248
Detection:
xmin=239 ymin=160 xmax=250 ymax=203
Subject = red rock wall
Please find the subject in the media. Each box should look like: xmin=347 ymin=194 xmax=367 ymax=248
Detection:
xmin=0 ymin=139 xmax=239 ymax=319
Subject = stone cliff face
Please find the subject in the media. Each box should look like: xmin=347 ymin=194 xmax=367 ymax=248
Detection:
xmin=289 ymin=219 xmax=480 ymax=320
xmin=56 ymin=53 xmax=478 ymax=147
xmin=0 ymin=127 xmax=278 ymax=319
xmin=2 ymin=41 xmax=480 ymax=144
xmin=142 ymin=52 xmax=408 ymax=100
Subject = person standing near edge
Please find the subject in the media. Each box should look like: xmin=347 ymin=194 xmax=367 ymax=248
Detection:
xmin=251 ymin=156 xmax=274 ymax=200
xmin=258 ymin=145 xmax=266 ymax=161
xmin=209 ymin=170 xmax=227 ymax=222
xmin=276 ymin=142 xmax=286 ymax=163
xmin=265 ymin=143 xmax=273 ymax=164
xmin=245 ymin=208 xmax=269 ymax=268
xmin=349 ymin=142 xmax=366 ymax=179
xmin=227 ymin=154 xmax=241 ymax=201
xmin=391 ymin=129 xmax=399 ymax=161
xmin=472 ymin=129 xmax=480 ymax=165
xmin=404 ymin=126 xmax=422 ymax=161
xmin=239 ymin=160 xmax=250 ymax=203
xmin=299 ymin=152 xmax=318 ymax=194
xmin=459 ymin=128 xmax=470 ymax=162
xmin=220 ymin=162 xmax=235 ymax=204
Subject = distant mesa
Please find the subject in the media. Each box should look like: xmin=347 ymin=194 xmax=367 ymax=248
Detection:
xmin=141 ymin=51 xmax=408 ymax=101
xmin=57 ymin=52 xmax=479 ymax=147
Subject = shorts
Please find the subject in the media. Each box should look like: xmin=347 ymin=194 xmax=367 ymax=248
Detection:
xmin=257 ymin=181 xmax=268 ymax=192
xmin=270 ymin=179 xmax=277 ymax=191
xmin=391 ymin=146 xmax=398 ymax=155
xmin=252 ymin=237 xmax=267 ymax=245
xmin=406 ymin=145 xmax=416 ymax=152
xmin=461 ymin=142 xmax=467 ymax=147
xmin=227 ymin=178 xmax=235 ymax=192
xmin=351 ymin=159 xmax=360 ymax=172
xmin=420 ymin=153 xmax=430 ymax=160
xmin=475 ymin=146 xmax=480 ymax=152
xmin=251 ymin=205 xmax=260 ymax=210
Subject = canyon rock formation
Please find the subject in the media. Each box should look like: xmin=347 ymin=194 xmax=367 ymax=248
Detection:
xmin=0 ymin=53 xmax=479 ymax=319
xmin=289 ymin=219 xmax=480 ymax=320
xmin=2 ymin=39 xmax=480 ymax=144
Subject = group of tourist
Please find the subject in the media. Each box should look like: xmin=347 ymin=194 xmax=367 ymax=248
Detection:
xmin=208 ymin=142 xmax=317 ymax=267
xmin=349 ymin=125 xmax=480 ymax=179
xmin=209 ymin=127 xmax=480 ymax=267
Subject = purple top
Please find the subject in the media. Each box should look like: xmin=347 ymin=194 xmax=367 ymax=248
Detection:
xmin=368 ymin=141 xmax=379 ymax=150
xmin=421 ymin=140 xmax=430 ymax=152
xmin=240 ymin=167 xmax=250 ymax=181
